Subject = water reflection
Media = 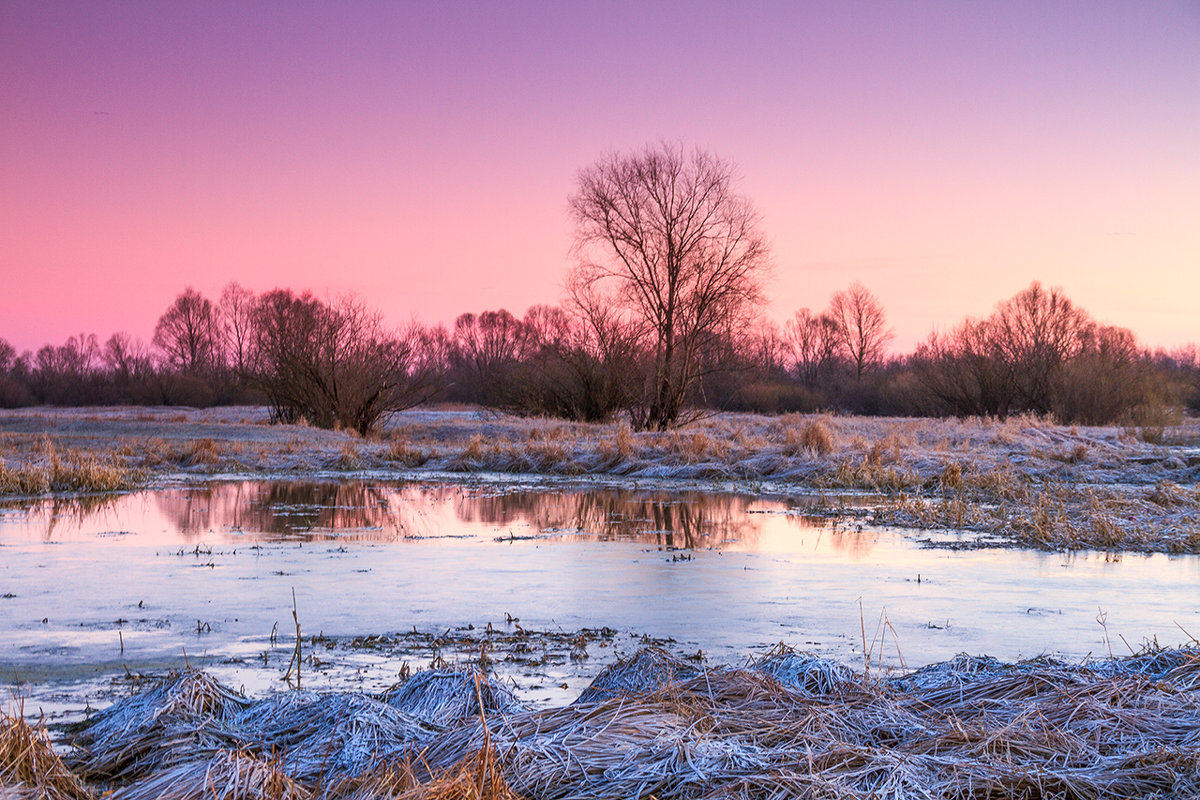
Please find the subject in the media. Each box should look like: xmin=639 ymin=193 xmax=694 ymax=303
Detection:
xmin=1 ymin=493 xmax=124 ymax=541
xmin=10 ymin=480 xmax=843 ymax=550
xmin=3 ymin=479 xmax=1197 ymax=698
xmin=455 ymin=489 xmax=773 ymax=549
xmin=159 ymin=482 xmax=402 ymax=540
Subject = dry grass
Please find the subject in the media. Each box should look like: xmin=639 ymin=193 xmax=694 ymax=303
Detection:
xmin=1 ymin=706 xmax=94 ymax=800
xmin=781 ymin=417 xmax=836 ymax=457
xmin=179 ymin=438 xmax=222 ymax=467
xmin=614 ymin=422 xmax=636 ymax=459
xmin=669 ymin=431 xmax=731 ymax=464
xmin=331 ymin=441 xmax=365 ymax=470
xmin=0 ymin=439 xmax=142 ymax=495
xmin=36 ymin=643 xmax=1200 ymax=800
xmin=882 ymin=478 xmax=1200 ymax=552
xmin=385 ymin=439 xmax=432 ymax=468
xmin=333 ymin=745 xmax=524 ymax=800
xmin=456 ymin=436 xmax=486 ymax=466
xmin=109 ymin=751 xmax=308 ymax=800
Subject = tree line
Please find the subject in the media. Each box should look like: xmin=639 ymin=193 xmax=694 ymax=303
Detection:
xmin=2 ymin=143 xmax=1195 ymax=433
xmin=2 ymin=277 xmax=1194 ymax=433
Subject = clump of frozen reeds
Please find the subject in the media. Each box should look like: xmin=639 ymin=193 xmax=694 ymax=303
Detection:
xmin=449 ymin=647 xmax=1200 ymax=799
xmin=419 ymin=693 xmax=711 ymax=799
xmin=1 ymin=707 xmax=94 ymax=800
xmin=235 ymin=692 xmax=434 ymax=785
xmin=109 ymin=750 xmax=308 ymax=800
xmin=331 ymin=743 xmax=522 ymax=800
xmin=575 ymin=646 xmax=701 ymax=703
xmin=34 ymin=643 xmax=1200 ymax=800
xmin=68 ymin=671 xmax=251 ymax=781
xmin=381 ymin=670 xmax=523 ymax=727
xmin=750 ymin=643 xmax=858 ymax=695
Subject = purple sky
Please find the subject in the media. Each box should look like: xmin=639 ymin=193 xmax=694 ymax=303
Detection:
xmin=2 ymin=1 xmax=1198 ymax=355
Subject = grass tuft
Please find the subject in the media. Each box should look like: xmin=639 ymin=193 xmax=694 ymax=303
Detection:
xmin=1 ymin=705 xmax=94 ymax=800
xmin=0 ymin=438 xmax=142 ymax=495
xmin=386 ymin=439 xmax=432 ymax=468
xmin=782 ymin=418 xmax=836 ymax=457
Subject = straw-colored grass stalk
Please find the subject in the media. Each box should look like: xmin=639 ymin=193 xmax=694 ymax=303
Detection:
xmin=109 ymin=750 xmax=308 ymax=800
xmin=1 ymin=708 xmax=93 ymax=800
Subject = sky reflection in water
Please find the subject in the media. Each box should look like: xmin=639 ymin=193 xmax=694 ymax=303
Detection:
xmin=1 ymin=480 xmax=1197 ymax=711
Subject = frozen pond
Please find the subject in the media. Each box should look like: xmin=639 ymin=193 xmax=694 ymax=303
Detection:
xmin=2 ymin=479 xmax=1198 ymax=716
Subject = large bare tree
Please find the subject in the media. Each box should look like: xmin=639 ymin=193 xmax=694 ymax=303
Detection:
xmin=828 ymin=282 xmax=892 ymax=380
xmin=569 ymin=142 xmax=769 ymax=430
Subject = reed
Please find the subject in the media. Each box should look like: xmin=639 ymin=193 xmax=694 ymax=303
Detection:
xmin=42 ymin=643 xmax=1200 ymax=800
xmin=1 ymin=705 xmax=94 ymax=800
xmin=108 ymin=750 xmax=308 ymax=800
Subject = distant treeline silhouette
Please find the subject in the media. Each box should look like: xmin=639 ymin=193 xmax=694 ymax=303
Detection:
xmin=8 ymin=144 xmax=1193 ymax=433
xmin=0 ymin=280 xmax=1195 ymax=433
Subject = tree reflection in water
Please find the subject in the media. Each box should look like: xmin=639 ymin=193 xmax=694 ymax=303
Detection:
xmin=17 ymin=480 xmax=862 ymax=552
xmin=156 ymin=481 xmax=404 ymax=541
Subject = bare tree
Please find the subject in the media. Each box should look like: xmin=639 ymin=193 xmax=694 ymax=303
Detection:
xmin=569 ymin=142 xmax=770 ymax=430
xmin=912 ymin=283 xmax=1160 ymax=423
xmin=745 ymin=319 xmax=788 ymax=376
xmin=0 ymin=338 xmax=32 ymax=407
xmin=522 ymin=304 xmax=573 ymax=351
xmin=991 ymin=281 xmax=1091 ymax=411
xmin=250 ymin=289 xmax=324 ymax=423
xmin=0 ymin=338 xmax=16 ymax=374
xmin=914 ymin=318 xmax=1013 ymax=418
xmin=249 ymin=290 xmax=443 ymax=435
xmin=103 ymin=332 xmax=151 ymax=380
xmin=218 ymin=282 xmax=256 ymax=378
xmin=828 ymin=283 xmax=892 ymax=380
xmin=153 ymin=288 xmax=219 ymax=374
xmin=785 ymin=308 xmax=840 ymax=387
xmin=1054 ymin=324 xmax=1152 ymax=424
xmin=513 ymin=302 xmax=632 ymax=422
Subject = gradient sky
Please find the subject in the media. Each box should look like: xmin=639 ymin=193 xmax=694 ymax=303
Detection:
xmin=2 ymin=1 xmax=1198 ymax=355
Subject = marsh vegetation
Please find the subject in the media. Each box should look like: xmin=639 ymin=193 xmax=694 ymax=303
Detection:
xmin=5 ymin=643 xmax=1200 ymax=799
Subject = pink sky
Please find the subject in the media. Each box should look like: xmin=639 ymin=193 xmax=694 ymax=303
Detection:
xmin=2 ymin=1 xmax=1198 ymax=356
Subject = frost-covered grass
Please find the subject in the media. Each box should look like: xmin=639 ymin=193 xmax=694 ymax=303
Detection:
xmin=3 ymin=405 xmax=1200 ymax=552
xmin=26 ymin=643 xmax=1200 ymax=800
xmin=0 ymin=436 xmax=143 ymax=496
